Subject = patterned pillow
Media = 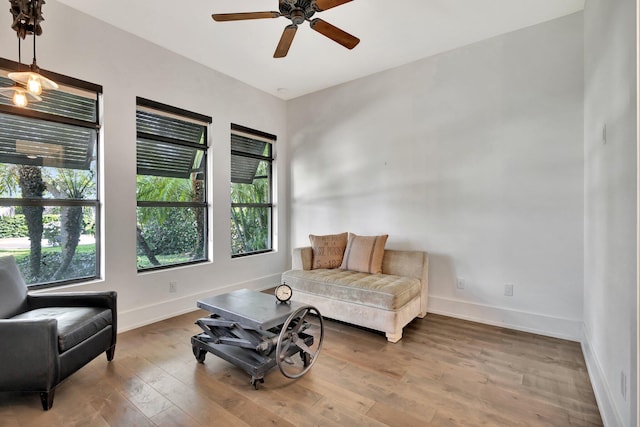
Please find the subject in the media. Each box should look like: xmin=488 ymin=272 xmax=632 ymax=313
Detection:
xmin=309 ymin=232 xmax=348 ymax=269
xmin=340 ymin=233 xmax=388 ymax=274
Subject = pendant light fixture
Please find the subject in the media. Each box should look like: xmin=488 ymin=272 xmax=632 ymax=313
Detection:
xmin=0 ymin=37 xmax=42 ymax=108
xmin=0 ymin=0 xmax=57 ymax=107
xmin=8 ymin=30 xmax=58 ymax=97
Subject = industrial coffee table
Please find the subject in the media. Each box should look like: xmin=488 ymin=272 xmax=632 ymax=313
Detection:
xmin=191 ymin=288 xmax=324 ymax=389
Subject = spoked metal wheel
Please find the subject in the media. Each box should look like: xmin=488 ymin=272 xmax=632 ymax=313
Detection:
xmin=276 ymin=305 xmax=324 ymax=379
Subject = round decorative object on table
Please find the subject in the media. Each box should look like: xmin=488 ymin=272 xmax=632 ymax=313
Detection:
xmin=274 ymin=283 xmax=293 ymax=303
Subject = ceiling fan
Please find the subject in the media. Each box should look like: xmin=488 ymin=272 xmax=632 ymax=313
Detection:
xmin=212 ymin=0 xmax=360 ymax=58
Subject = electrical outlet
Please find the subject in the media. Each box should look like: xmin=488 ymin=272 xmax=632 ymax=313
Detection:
xmin=504 ymin=284 xmax=514 ymax=296
xmin=456 ymin=278 xmax=465 ymax=289
xmin=621 ymin=371 xmax=627 ymax=400
xmin=169 ymin=281 xmax=177 ymax=293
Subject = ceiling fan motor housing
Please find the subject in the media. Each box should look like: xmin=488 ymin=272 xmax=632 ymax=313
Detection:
xmin=279 ymin=0 xmax=317 ymax=24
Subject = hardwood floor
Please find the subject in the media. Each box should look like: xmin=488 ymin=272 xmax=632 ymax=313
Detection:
xmin=0 ymin=311 xmax=602 ymax=426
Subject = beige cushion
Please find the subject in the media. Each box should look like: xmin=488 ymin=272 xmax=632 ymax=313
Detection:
xmin=283 ymin=268 xmax=421 ymax=311
xmin=309 ymin=232 xmax=348 ymax=269
xmin=340 ymin=233 xmax=388 ymax=274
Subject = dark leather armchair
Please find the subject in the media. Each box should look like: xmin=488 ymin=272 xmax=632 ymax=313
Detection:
xmin=0 ymin=256 xmax=117 ymax=410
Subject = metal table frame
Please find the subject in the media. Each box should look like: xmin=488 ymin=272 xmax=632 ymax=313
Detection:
xmin=191 ymin=289 xmax=319 ymax=388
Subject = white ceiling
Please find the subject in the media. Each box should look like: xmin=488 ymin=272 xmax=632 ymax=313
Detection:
xmin=56 ymin=0 xmax=585 ymax=100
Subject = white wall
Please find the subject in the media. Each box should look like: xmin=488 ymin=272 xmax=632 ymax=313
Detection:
xmin=2 ymin=3 xmax=636 ymax=424
xmin=0 ymin=2 xmax=290 ymax=330
xmin=288 ymin=13 xmax=585 ymax=341
xmin=583 ymin=0 xmax=638 ymax=426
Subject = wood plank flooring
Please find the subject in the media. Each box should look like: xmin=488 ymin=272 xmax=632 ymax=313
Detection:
xmin=0 ymin=310 xmax=602 ymax=426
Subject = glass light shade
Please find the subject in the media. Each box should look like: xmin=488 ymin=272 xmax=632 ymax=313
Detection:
xmin=8 ymin=70 xmax=58 ymax=95
xmin=0 ymin=85 xmax=43 ymax=107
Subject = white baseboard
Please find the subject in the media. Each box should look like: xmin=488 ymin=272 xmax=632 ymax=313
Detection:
xmin=581 ymin=326 xmax=623 ymax=427
xmin=427 ymin=295 xmax=582 ymax=341
xmin=117 ymin=273 xmax=281 ymax=333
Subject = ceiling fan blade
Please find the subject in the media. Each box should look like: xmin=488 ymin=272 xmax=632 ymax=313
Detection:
xmin=274 ymin=25 xmax=298 ymax=58
xmin=314 ymin=0 xmax=353 ymax=12
xmin=309 ymin=19 xmax=360 ymax=50
xmin=212 ymin=11 xmax=280 ymax=22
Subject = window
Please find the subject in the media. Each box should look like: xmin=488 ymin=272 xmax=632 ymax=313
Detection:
xmin=230 ymin=124 xmax=275 ymax=257
xmin=0 ymin=58 xmax=102 ymax=289
xmin=136 ymin=98 xmax=210 ymax=271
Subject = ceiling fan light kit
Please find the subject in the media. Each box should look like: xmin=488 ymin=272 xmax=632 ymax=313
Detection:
xmin=212 ymin=0 xmax=359 ymax=58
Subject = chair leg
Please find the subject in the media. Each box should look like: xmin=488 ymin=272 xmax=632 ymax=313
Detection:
xmin=106 ymin=345 xmax=116 ymax=361
xmin=40 ymin=390 xmax=55 ymax=410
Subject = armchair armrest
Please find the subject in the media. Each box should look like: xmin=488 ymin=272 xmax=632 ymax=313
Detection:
xmin=0 ymin=319 xmax=59 ymax=391
xmin=27 ymin=291 xmax=117 ymax=311
xmin=292 ymin=247 xmax=313 ymax=270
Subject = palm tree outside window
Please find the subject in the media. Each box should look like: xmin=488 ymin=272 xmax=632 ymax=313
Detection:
xmin=0 ymin=58 xmax=101 ymax=289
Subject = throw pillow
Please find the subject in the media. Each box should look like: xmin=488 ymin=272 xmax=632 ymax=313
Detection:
xmin=340 ymin=233 xmax=388 ymax=274
xmin=309 ymin=232 xmax=348 ymax=269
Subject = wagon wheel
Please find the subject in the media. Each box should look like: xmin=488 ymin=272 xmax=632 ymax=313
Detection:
xmin=276 ymin=305 xmax=324 ymax=379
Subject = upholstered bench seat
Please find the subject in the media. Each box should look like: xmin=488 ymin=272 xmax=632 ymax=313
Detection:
xmin=282 ymin=247 xmax=428 ymax=343
xmin=282 ymin=269 xmax=421 ymax=311
xmin=11 ymin=307 xmax=113 ymax=353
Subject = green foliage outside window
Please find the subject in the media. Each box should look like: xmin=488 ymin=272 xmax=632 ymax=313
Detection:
xmin=0 ymin=213 xmax=93 ymax=240
xmin=135 ymin=100 xmax=209 ymax=271
xmin=0 ymin=164 xmax=98 ymax=285
xmin=230 ymin=133 xmax=273 ymax=256
xmin=0 ymin=69 xmax=101 ymax=288
xmin=136 ymin=175 xmax=206 ymax=269
xmin=231 ymin=204 xmax=270 ymax=254
xmin=0 ymin=214 xmax=29 ymax=237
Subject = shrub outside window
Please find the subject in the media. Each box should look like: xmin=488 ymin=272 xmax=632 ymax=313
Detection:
xmin=0 ymin=58 xmax=101 ymax=288
xmin=231 ymin=124 xmax=275 ymax=257
xmin=135 ymin=97 xmax=210 ymax=271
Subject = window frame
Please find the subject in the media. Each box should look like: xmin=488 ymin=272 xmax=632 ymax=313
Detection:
xmin=0 ymin=57 xmax=102 ymax=289
xmin=230 ymin=123 xmax=276 ymax=258
xmin=135 ymin=97 xmax=211 ymax=272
